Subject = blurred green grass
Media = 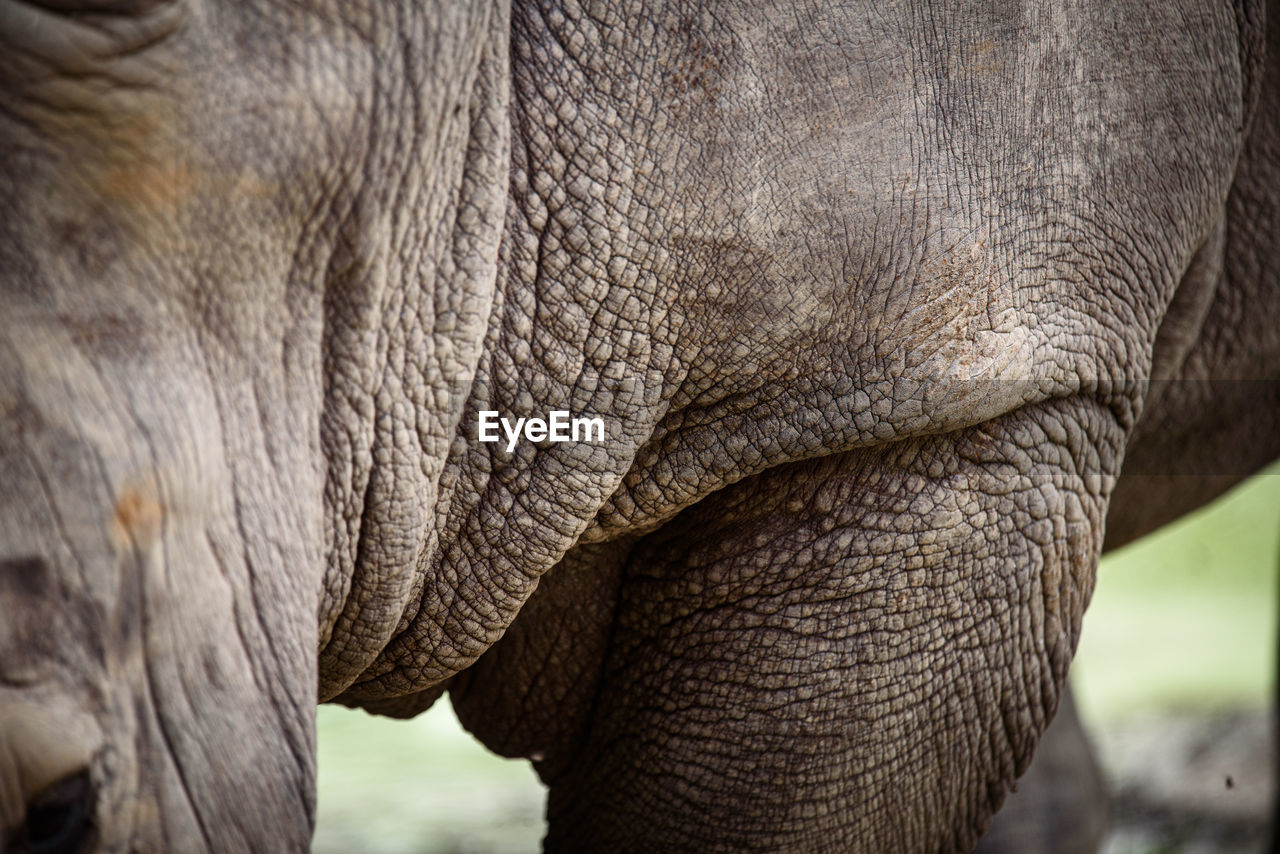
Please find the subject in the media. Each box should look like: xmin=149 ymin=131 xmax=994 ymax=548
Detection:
xmin=314 ymin=701 xmax=545 ymax=854
xmin=315 ymin=464 xmax=1280 ymax=852
xmin=1073 ymin=465 xmax=1280 ymax=722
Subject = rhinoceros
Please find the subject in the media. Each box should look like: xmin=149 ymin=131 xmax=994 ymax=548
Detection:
xmin=1 ymin=0 xmax=1277 ymax=851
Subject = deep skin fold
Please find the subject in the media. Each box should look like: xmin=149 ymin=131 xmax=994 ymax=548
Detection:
xmin=0 ymin=0 xmax=1276 ymax=852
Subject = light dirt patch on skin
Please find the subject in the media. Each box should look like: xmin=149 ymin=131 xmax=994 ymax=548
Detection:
xmin=20 ymin=80 xmax=272 ymax=254
xmin=61 ymin=103 xmax=200 ymax=222
xmin=65 ymin=108 xmax=277 ymax=216
xmin=94 ymin=153 xmax=198 ymax=217
xmin=110 ymin=482 xmax=163 ymax=554
xmin=889 ymin=241 xmax=1043 ymax=406
xmin=7 ymin=87 xmax=204 ymax=266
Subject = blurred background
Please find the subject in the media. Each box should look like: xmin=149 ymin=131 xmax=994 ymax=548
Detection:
xmin=314 ymin=464 xmax=1280 ymax=854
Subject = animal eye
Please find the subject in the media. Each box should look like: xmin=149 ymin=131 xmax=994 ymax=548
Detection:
xmin=20 ymin=0 xmax=168 ymax=15
xmin=16 ymin=770 xmax=95 ymax=854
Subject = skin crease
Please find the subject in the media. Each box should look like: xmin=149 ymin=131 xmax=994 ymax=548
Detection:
xmin=0 ymin=3 xmax=1275 ymax=854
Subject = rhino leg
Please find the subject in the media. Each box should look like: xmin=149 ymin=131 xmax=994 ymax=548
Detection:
xmin=453 ymin=397 xmax=1118 ymax=853
xmin=973 ymin=685 xmax=1108 ymax=854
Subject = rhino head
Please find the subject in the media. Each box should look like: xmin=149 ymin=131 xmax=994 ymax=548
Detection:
xmin=0 ymin=0 xmax=510 ymax=847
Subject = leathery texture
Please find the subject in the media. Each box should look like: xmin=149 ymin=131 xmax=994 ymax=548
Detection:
xmin=1 ymin=0 xmax=1274 ymax=849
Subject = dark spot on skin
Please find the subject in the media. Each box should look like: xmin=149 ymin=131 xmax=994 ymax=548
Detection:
xmin=0 ymin=557 xmax=64 ymax=684
xmin=109 ymin=555 xmax=142 ymax=651
xmin=55 ymin=310 xmax=147 ymax=361
xmin=664 ymin=12 xmax=730 ymax=105
xmin=202 ymin=647 xmax=227 ymax=691
xmin=0 ymin=555 xmax=108 ymax=676
xmin=1225 ymin=775 xmax=1234 ymax=789
xmin=48 ymin=214 xmax=122 ymax=275
xmin=0 ymin=555 xmax=52 ymax=600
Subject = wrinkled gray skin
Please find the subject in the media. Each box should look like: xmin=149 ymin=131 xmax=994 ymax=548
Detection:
xmin=1 ymin=0 xmax=1278 ymax=851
